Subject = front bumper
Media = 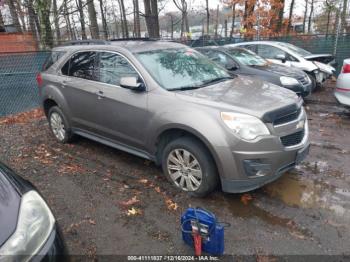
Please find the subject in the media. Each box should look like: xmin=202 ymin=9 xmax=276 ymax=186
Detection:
xmin=216 ymin=111 xmax=310 ymax=193
xmin=285 ymin=83 xmax=312 ymax=97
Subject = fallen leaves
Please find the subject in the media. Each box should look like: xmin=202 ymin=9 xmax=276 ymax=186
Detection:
xmin=241 ymin=193 xmax=253 ymax=205
xmin=0 ymin=108 xmax=44 ymax=125
xmin=127 ymin=207 xmax=143 ymax=216
xmin=119 ymin=196 xmax=140 ymax=207
xmin=165 ymin=198 xmax=179 ymax=211
xmin=58 ymin=163 xmax=86 ymax=174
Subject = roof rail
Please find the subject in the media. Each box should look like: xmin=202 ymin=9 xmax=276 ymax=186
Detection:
xmin=62 ymin=39 xmax=109 ymax=46
xmin=109 ymin=37 xmax=156 ymax=42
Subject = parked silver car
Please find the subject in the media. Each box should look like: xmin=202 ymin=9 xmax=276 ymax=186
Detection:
xmin=38 ymin=40 xmax=310 ymax=196
xmin=227 ymin=41 xmax=336 ymax=89
xmin=334 ymin=58 xmax=350 ymax=106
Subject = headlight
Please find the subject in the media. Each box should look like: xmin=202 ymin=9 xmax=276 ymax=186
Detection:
xmin=221 ymin=112 xmax=270 ymax=140
xmin=0 ymin=191 xmax=55 ymax=259
xmin=280 ymin=76 xmax=299 ymax=86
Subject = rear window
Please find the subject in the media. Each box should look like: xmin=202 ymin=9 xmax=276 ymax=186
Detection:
xmin=42 ymin=51 xmax=66 ymax=71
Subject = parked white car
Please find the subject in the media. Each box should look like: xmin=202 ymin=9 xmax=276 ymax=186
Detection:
xmin=226 ymin=41 xmax=336 ymax=90
xmin=334 ymin=59 xmax=350 ymax=106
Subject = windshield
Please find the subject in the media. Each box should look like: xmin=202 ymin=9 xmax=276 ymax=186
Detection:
xmin=226 ymin=48 xmax=267 ymax=66
xmin=277 ymin=42 xmax=312 ymax=57
xmin=136 ymin=48 xmax=231 ymax=91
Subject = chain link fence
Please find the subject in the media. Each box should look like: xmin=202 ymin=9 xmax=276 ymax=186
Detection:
xmin=0 ymin=33 xmax=349 ymax=117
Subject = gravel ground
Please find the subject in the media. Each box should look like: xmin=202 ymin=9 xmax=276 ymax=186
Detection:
xmin=0 ymin=80 xmax=349 ymax=259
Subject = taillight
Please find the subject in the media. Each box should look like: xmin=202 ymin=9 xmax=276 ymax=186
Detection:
xmin=342 ymin=63 xmax=350 ymax=74
xmin=36 ymin=73 xmax=43 ymax=87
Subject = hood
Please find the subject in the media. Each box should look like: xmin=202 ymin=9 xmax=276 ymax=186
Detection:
xmin=0 ymin=170 xmax=20 ymax=247
xmin=253 ymin=63 xmax=305 ymax=78
xmin=304 ymin=54 xmax=334 ymax=64
xmin=175 ymin=76 xmax=300 ymax=120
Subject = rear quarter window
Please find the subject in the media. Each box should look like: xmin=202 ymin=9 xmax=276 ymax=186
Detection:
xmin=42 ymin=51 xmax=66 ymax=71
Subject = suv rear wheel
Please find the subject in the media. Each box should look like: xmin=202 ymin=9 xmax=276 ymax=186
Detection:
xmin=48 ymin=106 xmax=74 ymax=143
xmin=161 ymin=137 xmax=218 ymax=197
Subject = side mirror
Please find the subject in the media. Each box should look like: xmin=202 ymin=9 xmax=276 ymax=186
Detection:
xmin=275 ymin=54 xmax=286 ymax=63
xmin=225 ymin=62 xmax=238 ymax=71
xmin=120 ymin=76 xmax=145 ymax=91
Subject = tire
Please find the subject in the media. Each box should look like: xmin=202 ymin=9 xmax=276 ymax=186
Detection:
xmin=48 ymin=106 xmax=74 ymax=143
xmin=307 ymin=73 xmax=317 ymax=92
xmin=161 ymin=136 xmax=218 ymax=197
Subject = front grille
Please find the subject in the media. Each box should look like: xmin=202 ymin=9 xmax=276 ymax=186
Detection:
xmin=280 ymin=130 xmax=304 ymax=147
xmin=273 ymin=108 xmax=301 ymax=125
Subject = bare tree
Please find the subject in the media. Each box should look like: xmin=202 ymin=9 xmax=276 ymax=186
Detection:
xmin=215 ymin=4 xmax=219 ymax=37
xmin=230 ymin=3 xmax=236 ymax=39
xmin=64 ymin=0 xmax=75 ymax=40
xmin=87 ymin=0 xmax=100 ymax=39
xmin=15 ymin=0 xmax=27 ymax=31
xmin=308 ymin=0 xmax=314 ymax=33
xmin=302 ymin=0 xmax=308 ymax=33
xmin=287 ymin=0 xmax=295 ymax=34
xmin=118 ymin=0 xmax=128 ymax=38
xmin=173 ymin=0 xmax=189 ymax=37
xmin=99 ymin=0 xmax=108 ymax=39
xmin=52 ymin=0 xmax=61 ymax=42
xmin=133 ymin=0 xmax=141 ymax=37
xmin=76 ymin=0 xmax=87 ymax=39
xmin=6 ymin=0 xmax=22 ymax=32
xmin=340 ymin=0 xmax=348 ymax=33
xmin=36 ymin=0 xmax=53 ymax=47
xmin=0 ymin=9 xmax=5 ymax=30
xmin=144 ymin=0 xmax=160 ymax=38
xmin=26 ymin=0 xmax=40 ymax=42
xmin=205 ymin=0 xmax=209 ymax=34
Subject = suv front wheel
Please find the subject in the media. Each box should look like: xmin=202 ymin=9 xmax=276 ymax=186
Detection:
xmin=48 ymin=106 xmax=74 ymax=143
xmin=161 ymin=137 xmax=218 ymax=197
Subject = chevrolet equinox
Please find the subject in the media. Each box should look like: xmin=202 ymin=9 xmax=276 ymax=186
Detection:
xmin=38 ymin=40 xmax=310 ymax=197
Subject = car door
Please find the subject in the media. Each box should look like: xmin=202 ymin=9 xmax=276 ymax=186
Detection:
xmin=93 ymin=51 xmax=149 ymax=150
xmin=256 ymin=44 xmax=292 ymax=67
xmin=59 ymin=51 xmax=101 ymax=133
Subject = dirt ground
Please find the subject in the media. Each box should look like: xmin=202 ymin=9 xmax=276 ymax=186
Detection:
xmin=0 ymin=80 xmax=349 ymax=259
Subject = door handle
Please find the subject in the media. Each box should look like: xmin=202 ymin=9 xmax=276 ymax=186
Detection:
xmin=95 ymin=90 xmax=105 ymax=99
xmin=61 ymin=80 xmax=67 ymax=88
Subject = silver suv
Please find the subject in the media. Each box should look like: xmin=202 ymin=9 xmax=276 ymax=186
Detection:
xmin=38 ymin=40 xmax=310 ymax=197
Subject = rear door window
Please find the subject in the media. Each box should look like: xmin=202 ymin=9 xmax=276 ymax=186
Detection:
xmin=97 ymin=52 xmax=139 ymax=86
xmin=61 ymin=51 xmax=97 ymax=81
xmin=257 ymin=45 xmax=286 ymax=59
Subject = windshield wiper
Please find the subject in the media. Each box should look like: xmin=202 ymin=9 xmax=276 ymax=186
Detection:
xmin=197 ymin=76 xmax=233 ymax=87
xmin=169 ymin=76 xmax=233 ymax=91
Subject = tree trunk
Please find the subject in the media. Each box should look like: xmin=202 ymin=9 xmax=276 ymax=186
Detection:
xmin=308 ymin=0 xmax=314 ymax=33
xmin=53 ymin=0 xmax=61 ymax=43
xmin=277 ymin=0 xmax=285 ymax=32
xmin=15 ymin=0 xmax=27 ymax=31
xmin=224 ymin=19 xmax=227 ymax=38
xmin=36 ymin=0 xmax=53 ymax=48
xmin=0 ymin=9 xmax=5 ymax=30
xmin=302 ymin=0 xmax=308 ymax=33
xmin=215 ymin=4 xmax=219 ymax=37
xmin=243 ymin=0 xmax=255 ymax=38
xmin=287 ymin=0 xmax=295 ymax=35
xmin=87 ymin=0 xmax=100 ymax=39
xmin=99 ymin=0 xmax=108 ymax=39
xmin=6 ymin=0 xmax=22 ymax=32
xmin=340 ymin=0 xmax=348 ymax=34
xmin=64 ymin=0 xmax=75 ymax=40
xmin=26 ymin=0 xmax=40 ymax=44
xmin=206 ymin=0 xmax=209 ymax=34
xmin=326 ymin=9 xmax=331 ymax=38
xmin=230 ymin=3 xmax=236 ymax=39
xmin=144 ymin=0 xmax=160 ymax=38
xmin=133 ymin=0 xmax=141 ymax=37
xmin=76 ymin=0 xmax=87 ymax=39
xmin=120 ymin=0 xmax=129 ymax=38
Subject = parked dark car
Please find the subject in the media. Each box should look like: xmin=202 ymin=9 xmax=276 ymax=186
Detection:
xmin=196 ymin=46 xmax=312 ymax=97
xmin=0 ymin=162 xmax=66 ymax=260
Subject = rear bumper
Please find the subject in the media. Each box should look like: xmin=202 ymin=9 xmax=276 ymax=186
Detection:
xmin=334 ymin=90 xmax=350 ymax=106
